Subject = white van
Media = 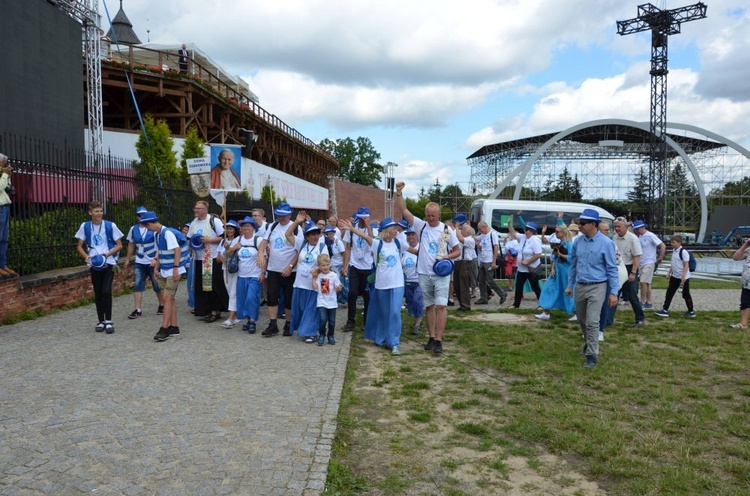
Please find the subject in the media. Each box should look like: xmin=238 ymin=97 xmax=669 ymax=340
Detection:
xmin=469 ymin=199 xmax=615 ymax=240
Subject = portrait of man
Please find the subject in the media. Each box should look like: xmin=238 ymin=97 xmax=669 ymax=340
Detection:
xmin=209 ymin=147 xmax=242 ymax=191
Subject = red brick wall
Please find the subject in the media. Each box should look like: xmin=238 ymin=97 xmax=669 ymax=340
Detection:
xmin=331 ymin=179 xmax=389 ymax=221
xmin=0 ymin=266 xmax=133 ymax=322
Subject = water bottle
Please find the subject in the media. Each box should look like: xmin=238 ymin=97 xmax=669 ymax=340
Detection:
xmin=678 ymin=282 xmax=684 ymax=293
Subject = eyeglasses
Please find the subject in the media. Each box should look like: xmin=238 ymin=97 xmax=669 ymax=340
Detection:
xmin=577 ymin=221 xmax=590 ymax=226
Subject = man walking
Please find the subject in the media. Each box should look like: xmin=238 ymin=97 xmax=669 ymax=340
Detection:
xmin=566 ymin=209 xmax=619 ymax=368
xmin=124 ymin=206 xmax=164 ymax=318
xmin=633 ymin=220 xmax=666 ymax=309
xmin=475 ymin=221 xmax=507 ymax=305
xmin=395 ymin=181 xmax=459 ymax=355
xmin=613 ymin=217 xmax=645 ymax=326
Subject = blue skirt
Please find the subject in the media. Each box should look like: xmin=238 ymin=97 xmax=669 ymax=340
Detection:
xmin=236 ymin=277 xmax=261 ymax=321
xmin=292 ymin=287 xmax=319 ymax=337
xmin=538 ymin=263 xmax=575 ymax=314
xmin=365 ymin=286 xmax=405 ymax=348
xmin=404 ymin=281 xmax=424 ymax=318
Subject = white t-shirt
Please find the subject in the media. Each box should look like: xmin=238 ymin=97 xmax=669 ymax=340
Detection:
xmin=639 ymin=231 xmax=663 ymax=266
xmin=315 ymin=271 xmax=342 ymax=309
xmin=294 ymin=238 xmax=327 ymax=290
xmin=671 ymin=247 xmax=691 ymax=280
xmin=514 ymin=233 xmax=542 ymax=273
xmin=460 ymin=237 xmax=477 ymax=262
xmin=614 ymin=230 xmax=642 ymax=267
xmin=236 ymin=235 xmax=262 ymax=278
xmin=344 ymin=230 xmax=374 ymax=270
xmin=326 ymin=238 xmax=346 ymax=268
xmin=187 ymin=215 xmax=224 ymax=260
xmin=371 ymin=239 xmax=406 ymax=289
xmin=126 ymin=225 xmax=156 ymax=264
xmin=411 ymin=217 xmax=459 ymax=275
xmin=402 ymin=248 xmax=419 ymax=283
xmin=155 ymin=228 xmax=186 ymax=278
xmin=265 ymin=221 xmax=302 ymax=272
xmin=75 ymin=221 xmax=124 ymax=267
xmin=477 ymin=231 xmax=499 ymax=263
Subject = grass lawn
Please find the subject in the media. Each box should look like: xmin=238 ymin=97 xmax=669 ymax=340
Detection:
xmin=326 ymin=303 xmax=750 ymax=495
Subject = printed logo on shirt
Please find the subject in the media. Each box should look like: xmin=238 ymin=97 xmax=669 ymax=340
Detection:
xmin=385 ymin=255 xmax=398 ymax=268
xmin=428 ymin=241 xmax=438 ymax=255
xmin=239 ymin=247 xmax=253 ymax=259
xmin=321 ymin=278 xmax=331 ymax=294
xmin=404 ymin=257 xmax=415 ymax=268
xmin=93 ymin=234 xmax=104 ymax=246
xmin=273 ymin=235 xmax=285 ymax=250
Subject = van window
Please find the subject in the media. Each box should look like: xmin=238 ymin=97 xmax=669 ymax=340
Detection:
xmin=491 ymin=209 xmax=609 ymax=234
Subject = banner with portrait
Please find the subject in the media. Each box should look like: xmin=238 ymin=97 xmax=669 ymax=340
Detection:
xmin=208 ymin=144 xmax=244 ymax=192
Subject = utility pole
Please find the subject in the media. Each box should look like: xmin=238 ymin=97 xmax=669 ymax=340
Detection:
xmin=617 ymin=2 xmax=707 ymax=235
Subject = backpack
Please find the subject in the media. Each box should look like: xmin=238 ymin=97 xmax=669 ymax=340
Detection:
xmin=679 ymin=247 xmax=697 ymax=272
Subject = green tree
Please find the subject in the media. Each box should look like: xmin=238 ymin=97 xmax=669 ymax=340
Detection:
xmin=261 ymin=184 xmax=285 ymax=205
xmin=319 ymin=137 xmax=383 ymax=187
xmin=627 ymin=166 xmax=651 ymax=205
xmin=666 ymin=161 xmax=699 ymax=229
xmin=709 ymin=176 xmax=750 ymax=206
xmin=180 ymin=125 xmax=206 ymax=172
xmin=541 ymin=167 xmax=582 ymax=201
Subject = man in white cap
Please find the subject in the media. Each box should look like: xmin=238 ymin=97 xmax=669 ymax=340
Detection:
xmin=342 ymin=206 xmax=375 ymax=331
xmin=632 ymin=220 xmax=666 ymax=309
xmin=124 ymin=206 xmax=164 ymax=319
xmin=566 ymin=208 xmax=619 ymax=368
xmin=395 ymin=182 xmax=459 ymax=355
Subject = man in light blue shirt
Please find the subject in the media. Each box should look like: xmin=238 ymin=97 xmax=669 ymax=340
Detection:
xmin=566 ymin=209 xmax=619 ymax=368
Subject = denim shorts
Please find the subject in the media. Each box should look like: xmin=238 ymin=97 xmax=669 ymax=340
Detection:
xmin=134 ymin=263 xmax=161 ymax=293
xmin=418 ymin=273 xmax=450 ymax=307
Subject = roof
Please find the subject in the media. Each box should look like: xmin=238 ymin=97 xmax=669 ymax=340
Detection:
xmin=105 ymin=1 xmax=141 ymax=45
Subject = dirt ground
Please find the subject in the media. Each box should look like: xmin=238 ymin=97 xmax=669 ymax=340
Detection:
xmin=336 ymin=318 xmax=605 ymax=496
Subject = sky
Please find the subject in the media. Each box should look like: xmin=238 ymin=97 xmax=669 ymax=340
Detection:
xmin=99 ymin=0 xmax=750 ymax=198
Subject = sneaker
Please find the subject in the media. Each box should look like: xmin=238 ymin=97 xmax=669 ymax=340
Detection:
xmin=168 ymin=326 xmax=180 ymax=336
xmin=128 ymin=309 xmax=142 ymax=319
xmin=95 ymin=322 xmax=105 ymax=332
xmin=683 ymin=311 xmax=696 ymax=318
xmin=730 ymin=323 xmax=747 ymax=329
xmin=305 ymin=336 xmax=315 ymax=343
xmin=654 ymin=309 xmax=669 ymax=317
xmin=317 ymin=335 xmax=325 ymax=346
xmin=154 ymin=327 xmax=170 ymax=341
xmin=246 ymin=322 xmax=256 ymax=334
xmin=447 ymin=300 xmax=455 ymax=307
xmin=105 ymin=323 xmax=115 ymax=334
xmin=535 ymin=312 xmax=550 ymax=321
xmin=261 ymin=323 xmax=279 ymax=337
xmin=392 ymin=346 xmax=401 ymax=356
xmin=283 ymin=321 xmax=292 ymax=336
xmin=474 ymin=299 xmax=488 ymax=305
xmin=598 ymin=331 xmax=604 ymax=342
xmin=278 ymin=313 xmax=286 ymax=320
xmin=424 ymin=337 xmax=436 ymax=351
xmin=221 ymin=319 xmax=235 ymax=328
xmin=568 ymin=315 xmax=578 ymax=322
xmin=157 ymin=305 xmax=164 ymax=315
xmin=633 ymin=321 xmax=645 ymax=328
xmin=642 ymin=302 xmax=654 ymax=310
xmin=411 ymin=325 xmax=421 ymax=335
xmin=328 ymin=335 xmax=336 ymax=345
xmin=498 ymin=293 xmax=507 ymax=304
xmin=433 ymin=340 xmax=443 ymax=355
xmin=242 ymin=320 xmax=253 ymax=331
xmin=343 ymin=320 xmax=355 ymax=332
xmin=584 ymin=355 xmax=597 ymax=368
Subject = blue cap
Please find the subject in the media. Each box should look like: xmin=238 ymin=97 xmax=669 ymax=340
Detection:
xmin=405 ymin=228 xmax=416 ymax=235
xmin=379 ymin=217 xmax=397 ymax=231
xmin=632 ymin=220 xmax=646 ymax=230
xmin=355 ymin=206 xmax=371 ymax=219
xmin=432 ymin=259 xmax=454 ymax=277
xmin=90 ymin=254 xmax=107 ymax=270
xmin=135 ymin=205 xmax=148 ymax=215
xmin=452 ymin=213 xmax=467 ymax=225
xmin=525 ymin=221 xmax=538 ymax=232
xmin=324 ymin=226 xmax=336 ymax=234
xmin=274 ymin=202 xmax=293 ymax=216
xmin=139 ymin=211 xmax=159 ymax=223
xmin=239 ymin=216 xmax=259 ymax=230
xmin=304 ymin=220 xmax=321 ymax=234
xmin=397 ymin=219 xmax=409 ymax=229
xmin=579 ymin=209 xmax=601 ymax=223
xmin=508 ymin=247 xmax=518 ymax=256
xmin=225 ymin=220 xmax=240 ymax=231
xmin=190 ymin=234 xmax=204 ymax=250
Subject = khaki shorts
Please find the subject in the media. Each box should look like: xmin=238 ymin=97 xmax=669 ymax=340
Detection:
xmin=639 ymin=263 xmax=655 ymax=284
xmin=157 ymin=275 xmax=181 ymax=297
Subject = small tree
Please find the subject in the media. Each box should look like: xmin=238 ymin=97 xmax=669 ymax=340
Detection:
xmin=180 ymin=125 xmax=206 ymax=173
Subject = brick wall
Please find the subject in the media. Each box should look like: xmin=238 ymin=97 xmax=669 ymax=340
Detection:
xmin=331 ymin=179 xmax=390 ymax=221
xmin=0 ymin=266 xmax=133 ymax=322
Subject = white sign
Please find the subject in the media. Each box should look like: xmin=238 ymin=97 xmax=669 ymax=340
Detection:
xmin=186 ymin=157 xmax=211 ymax=175
xmin=243 ymin=158 xmax=329 ymax=211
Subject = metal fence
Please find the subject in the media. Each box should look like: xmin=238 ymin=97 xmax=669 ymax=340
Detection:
xmin=1 ymin=133 xmax=198 ymax=276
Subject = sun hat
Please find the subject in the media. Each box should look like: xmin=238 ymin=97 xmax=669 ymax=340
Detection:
xmin=433 ymin=259 xmax=454 ymax=277
xmin=274 ymin=202 xmax=293 ymax=216
xmin=90 ymin=254 xmax=107 ymax=270
xmin=397 ymin=219 xmax=409 ymax=230
xmin=135 ymin=205 xmax=148 ymax=215
xmin=304 ymin=220 xmax=321 ymax=234
xmin=632 ymin=220 xmax=646 ymax=230
xmin=239 ymin=216 xmax=259 ymax=230
xmin=579 ymin=208 xmax=601 ymax=223
xmin=355 ymin=206 xmax=371 ymax=219
xmin=190 ymin=233 xmax=204 ymax=250
xmin=379 ymin=217 xmax=398 ymax=231
xmin=138 ymin=211 xmax=159 ymax=223
xmin=569 ymin=223 xmax=580 ymax=232
xmin=525 ymin=221 xmax=538 ymax=232
xmin=452 ymin=213 xmax=467 ymax=225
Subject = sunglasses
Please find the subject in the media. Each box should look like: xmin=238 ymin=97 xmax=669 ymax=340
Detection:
xmin=577 ymin=221 xmax=591 ymax=226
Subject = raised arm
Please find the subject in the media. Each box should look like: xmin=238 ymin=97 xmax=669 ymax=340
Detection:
xmin=286 ymin=211 xmax=308 ymax=245
xmin=340 ymin=218 xmax=373 ymax=246
xmin=394 ymin=181 xmax=415 ymax=225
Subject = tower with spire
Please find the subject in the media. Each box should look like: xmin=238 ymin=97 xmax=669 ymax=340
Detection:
xmin=105 ymin=0 xmax=141 ymax=45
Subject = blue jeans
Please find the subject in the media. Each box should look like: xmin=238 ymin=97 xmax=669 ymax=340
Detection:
xmin=133 ymin=263 xmax=161 ymax=293
xmin=0 ymin=204 xmax=9 ymax=268
xmin=318 ymin=307 xmax=337 ymax=336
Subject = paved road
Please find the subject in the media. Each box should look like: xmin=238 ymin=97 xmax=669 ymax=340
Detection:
xmin=0 ymin=287 xmax=351 ymax=495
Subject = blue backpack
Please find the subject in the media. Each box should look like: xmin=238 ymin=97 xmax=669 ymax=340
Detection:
xmin=679 ymin=247 xmax=697 ymax=272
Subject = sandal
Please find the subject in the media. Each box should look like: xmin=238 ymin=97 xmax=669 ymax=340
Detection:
xmin=730 ymin=323 xmax=747 ymax=329
xmin=204 ymin=314 xmax=220 ymax=323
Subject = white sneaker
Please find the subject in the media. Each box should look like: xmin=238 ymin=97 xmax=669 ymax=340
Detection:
xmin=568 ymin=315 xmax=578 ymax=322
xmin=221 ymin=319 xmax=235 ymax=328
xmin=232 ymin=319 xmax=241 ymax=325
xmin=535 ymin=312 xmax=550 ymax=320
xmin=598 ymin=331 xmax=604 ymax=341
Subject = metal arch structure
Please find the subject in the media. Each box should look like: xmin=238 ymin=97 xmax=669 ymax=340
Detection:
xmin=467 ymin=118 xmax=750 ymax=244
xmin=54 ymin=0 xmax=105 ymax=203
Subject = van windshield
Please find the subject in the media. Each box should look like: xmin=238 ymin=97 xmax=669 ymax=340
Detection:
xmin=491 ymin=209 xmax=612 ymax=234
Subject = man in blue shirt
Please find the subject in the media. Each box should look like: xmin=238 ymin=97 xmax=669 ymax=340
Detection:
xmin=566 ymin=209 xmax=619 ymax=368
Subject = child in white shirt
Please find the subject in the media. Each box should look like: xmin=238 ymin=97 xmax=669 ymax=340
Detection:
xmin=311 ymin=254 xmax=343 ymax=345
